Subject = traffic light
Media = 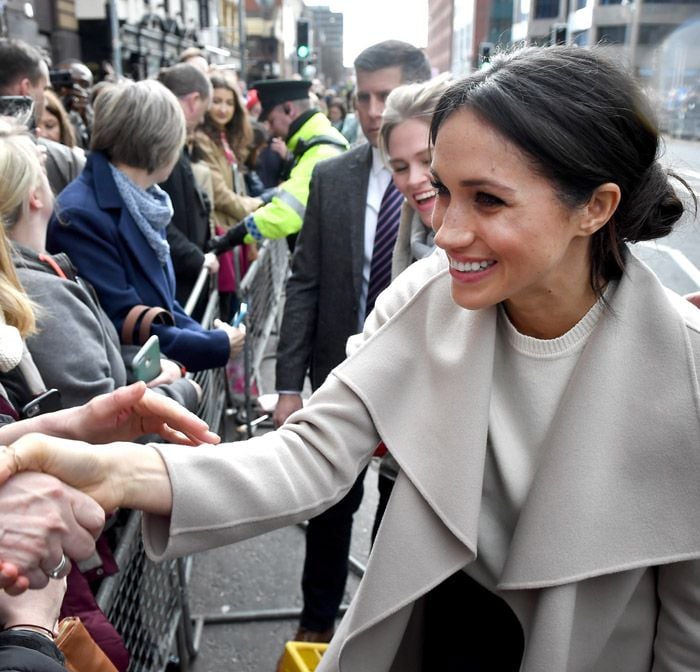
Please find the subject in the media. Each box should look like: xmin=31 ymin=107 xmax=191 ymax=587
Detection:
xmin=296 ymin=19 xmax=310 ymax=60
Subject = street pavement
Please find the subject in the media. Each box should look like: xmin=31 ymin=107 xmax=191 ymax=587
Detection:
xmin=185 ymin=334 xmax=378 ymax=672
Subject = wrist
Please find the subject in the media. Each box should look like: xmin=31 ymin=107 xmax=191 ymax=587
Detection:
xmin=121 ymin=444 xmax=173 ymax=515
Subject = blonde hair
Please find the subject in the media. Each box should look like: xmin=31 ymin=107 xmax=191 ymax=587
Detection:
xmin=0 ymin=121 xmax=37 ymax=335
xmin=379 ymin=74 xmax=452 ymax=162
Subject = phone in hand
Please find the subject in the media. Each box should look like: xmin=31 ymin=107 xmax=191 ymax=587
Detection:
xmin=131 ymin=335 xmax=162 ymax=382
xmin=232 ymin=302 xmax=248 ymax=328
xmin=20 ymin=388 xmax=62 ymax=419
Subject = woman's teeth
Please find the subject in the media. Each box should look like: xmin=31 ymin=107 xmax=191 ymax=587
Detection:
xmin=415 ymin=190 xmax=436 ymax=203
xmin=450 ymin=259 xmax=495 ymax=272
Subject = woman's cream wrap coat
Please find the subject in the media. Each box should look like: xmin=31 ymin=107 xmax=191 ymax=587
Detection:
xmin=144 ymin=248 xmax=700 ymax=671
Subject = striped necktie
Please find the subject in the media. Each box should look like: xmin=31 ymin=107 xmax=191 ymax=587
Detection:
xmin=366 ymin=180 xmax=403 ymax=317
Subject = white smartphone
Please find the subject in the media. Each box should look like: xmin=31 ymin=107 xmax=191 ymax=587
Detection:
xmin=131 ymin=335 xmax=162 ymax=382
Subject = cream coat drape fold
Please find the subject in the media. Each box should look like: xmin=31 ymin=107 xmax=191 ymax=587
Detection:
xmin=144 ymin=247 xmax=700 ymax=671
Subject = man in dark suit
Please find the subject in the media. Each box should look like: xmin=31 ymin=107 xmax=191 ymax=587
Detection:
xmin=273 ymin=40 xmax=431 ymax=648
xmin=0 ymin=38 xmax=85 ymax=194
xmin=157 ymin=63 xmax=218 ymax=318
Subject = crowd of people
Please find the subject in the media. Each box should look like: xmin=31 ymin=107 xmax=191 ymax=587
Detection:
xmin=0 ymin=31 xmax=698 ymax=672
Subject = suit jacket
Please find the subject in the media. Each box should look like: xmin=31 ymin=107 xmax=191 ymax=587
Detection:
xmin=39 ymin=136 xmax=85 ymax=195
xmin=275 ymin=143 xmax=372 ymax=392
xmin=159 ymin=148 xmax=211 ymax=307
xmin=144 ymin=249 xmax=700 ymax=671
xmin=46 ymin=150 xmax=230 ymax=372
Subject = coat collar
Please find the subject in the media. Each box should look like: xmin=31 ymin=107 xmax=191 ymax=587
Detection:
xmin=82 ymin=151 xmax=174 ymax=306
xmin=85 ymin=151 xmax=123 ymax=210
xmin=336 ymin=250 xmax=700 ymax=591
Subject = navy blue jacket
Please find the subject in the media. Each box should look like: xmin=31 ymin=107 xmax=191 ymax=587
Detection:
xmin=47 ymin=151 xmax=229 ymax=372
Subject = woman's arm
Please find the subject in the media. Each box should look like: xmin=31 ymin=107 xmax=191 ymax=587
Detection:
xmin=22 ymin=270 xmax=125 ymax=408
xmin=0 ymin=382 xmax=219 ymax=446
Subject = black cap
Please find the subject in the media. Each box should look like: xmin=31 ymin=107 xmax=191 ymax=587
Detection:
xmin=251 ymin=79 xmax=312 ymax=121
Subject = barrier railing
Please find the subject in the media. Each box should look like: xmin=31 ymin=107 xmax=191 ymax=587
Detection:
xmin=233 ymin=238 xmax=290 ymax=436
xmin=95 ymin=510 xmax=197 ymax=671
xmin=95 ymin=242 xmax=291 ymax=669
xmin=185 ymin=271 xmax=227 ymax=437
xmin=96 ymin=269 xmax=224 ymax=671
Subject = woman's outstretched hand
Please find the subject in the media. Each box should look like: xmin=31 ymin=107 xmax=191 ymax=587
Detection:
xmin=0 ymin=382 xmax=221 ymax=446
xmin=73 ymin=381 xmax=220 ymax=444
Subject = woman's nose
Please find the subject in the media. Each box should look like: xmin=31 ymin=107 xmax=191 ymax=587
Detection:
xmin=433 ymin=209 xmax=476 ymax=250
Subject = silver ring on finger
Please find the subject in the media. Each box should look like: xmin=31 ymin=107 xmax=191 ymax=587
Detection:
xmin=47 ymin=553 xmax=67 ymax=579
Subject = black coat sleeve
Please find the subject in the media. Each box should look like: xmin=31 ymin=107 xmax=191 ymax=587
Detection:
xmin=0 ymin=631 xmax=66 ymax=671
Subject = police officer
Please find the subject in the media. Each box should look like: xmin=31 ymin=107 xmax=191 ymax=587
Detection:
xmin=207 ymin=78 xmax=348 ymax=253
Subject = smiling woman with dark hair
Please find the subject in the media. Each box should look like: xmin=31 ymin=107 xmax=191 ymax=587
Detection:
xmin=5 ymin=46 xmax=700 ymax=672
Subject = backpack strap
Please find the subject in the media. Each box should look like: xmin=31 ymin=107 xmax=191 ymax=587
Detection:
xmin=293 ymin=134 xmax=347 ymax=159
xmin=38 ymin=252 xmax=78 ymax=282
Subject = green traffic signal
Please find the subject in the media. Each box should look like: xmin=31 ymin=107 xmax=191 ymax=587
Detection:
xmin=297 ymin=44 xmax=310 ymax=59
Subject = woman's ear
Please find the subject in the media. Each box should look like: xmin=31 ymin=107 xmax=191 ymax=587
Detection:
xmin=579 ymin=182 xmax=621 ymax=236
xmin=27 ymin=187 xmax=45 ymax=212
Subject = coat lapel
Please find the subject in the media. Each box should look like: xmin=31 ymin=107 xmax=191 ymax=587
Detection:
xmin=501 ymin=253 xmax=700 ymax=587
xmin=336 ymin=260 xmax=497 ymax=554
xmin=347 ymin=145 xmax=372 ymax=305
xmin=331 ymin=249 xmax=700 ymax=669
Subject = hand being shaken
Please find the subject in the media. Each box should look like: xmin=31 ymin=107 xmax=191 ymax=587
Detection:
xmin=0 ymin=472 xmax=103 ymax=594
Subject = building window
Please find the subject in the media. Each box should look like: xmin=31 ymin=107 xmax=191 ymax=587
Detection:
xmin=598 ymin=0 xmax=623 ymax=4
xmin=597 ymin=24 xmax=627 ymax=43
xmin=534 ymin=0 xmax=559 ymax=18
xmin=575 ymin=0 xmax=587 ymax=9
xmin=638 ymin=23 xmax=677 ymax=44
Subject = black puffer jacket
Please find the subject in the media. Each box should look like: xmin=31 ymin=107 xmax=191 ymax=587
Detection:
xmin=0 ymin=630 xmax=66 ymax=671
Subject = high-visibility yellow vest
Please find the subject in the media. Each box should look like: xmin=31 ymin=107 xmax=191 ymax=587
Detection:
xmin=245 ymin=112 xmax=348 ymax=242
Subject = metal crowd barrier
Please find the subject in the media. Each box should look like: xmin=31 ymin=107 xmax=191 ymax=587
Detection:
xmin=183 ymin=270 xmax=228 ymax=437
xmin=95 ymin=270 xmax=226 ymax=672
xmin=233 ymin=237 xmax=290 ymax=436
xmin=95 ymin=511 xmax=197 ymax=672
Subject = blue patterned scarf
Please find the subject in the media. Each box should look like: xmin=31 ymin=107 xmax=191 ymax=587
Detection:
xmin=109 ymin=164 xmax=173 ymax=265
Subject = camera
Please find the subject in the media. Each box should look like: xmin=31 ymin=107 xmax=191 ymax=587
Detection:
xmin=49 ymin=69 xmax=74 ymax=91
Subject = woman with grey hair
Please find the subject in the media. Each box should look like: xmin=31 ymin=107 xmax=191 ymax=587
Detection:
xmin=46 ymin=79 xmax=244 ymax=372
